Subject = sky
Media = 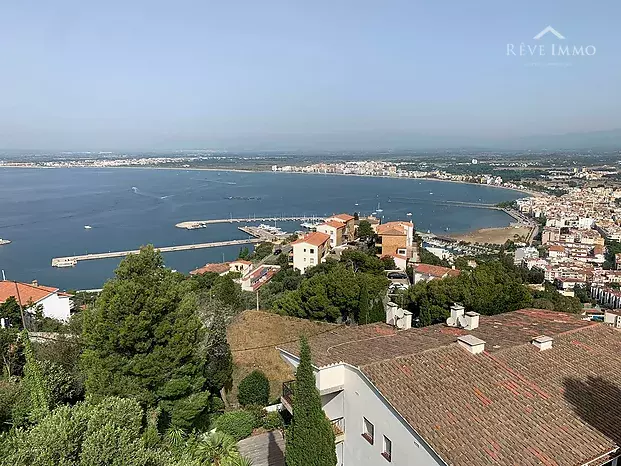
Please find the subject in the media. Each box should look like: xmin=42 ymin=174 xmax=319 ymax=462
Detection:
xmin=0 ymin=0 xmax=620 ymax=150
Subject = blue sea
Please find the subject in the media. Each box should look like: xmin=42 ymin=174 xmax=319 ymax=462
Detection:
xmin=0 ymin=168 xmax=521 ymax=290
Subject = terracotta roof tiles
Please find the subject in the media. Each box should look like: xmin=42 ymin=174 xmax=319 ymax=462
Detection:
xmin=278 ymin=309 xmax=620 ymax=466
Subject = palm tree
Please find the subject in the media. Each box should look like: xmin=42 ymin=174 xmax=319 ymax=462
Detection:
xmin=197 ymin=431 xmax=252 ymax=466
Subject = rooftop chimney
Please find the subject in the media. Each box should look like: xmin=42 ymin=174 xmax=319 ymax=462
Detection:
xmin=446 ymin=303 xmax=466 ymax=328
xmin=32 ymin=280 xmax=38 ymax=287
xmin=464 ymin=311 xmax=480 ymax=330
xmin=531 ymin=335 xmax=553 ymax=351
xmin=385 ymin=302 xmax=412 ymax=330
xmin=457 ymin=335 xmax=486 ymax=354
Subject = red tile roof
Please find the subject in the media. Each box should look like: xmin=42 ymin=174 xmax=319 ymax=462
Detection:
xmin=377 ymin=221 xmax=413 ymax=236
xmin=0 ymin=280 xmax=60 ymax=305
xmin=279 ymin=310 xmax=619 ymax=466
xmin=414 ymin=263 xmax=460 ymax=278
xmin=331 ymin=213 xmax=354 ymax=222
xmin=291 ymin=231 xmax=331 ymax=247
xmin=190 ymin=262 xmax=230 ymax=275
xmin=319 ymin=220 xmax=346 ymax=230
xmin=230 ymin=259 xmax=252 ymax=265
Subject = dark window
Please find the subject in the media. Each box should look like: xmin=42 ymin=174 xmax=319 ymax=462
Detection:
xmin=362 ymin=417 xmax=374 ymax=444
xmin=382 ymin=435 xmax=392 ymax=462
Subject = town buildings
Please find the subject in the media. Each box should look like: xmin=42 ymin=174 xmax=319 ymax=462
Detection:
xmin=376 ymin=221 xmax=417 ymax=266
xmin=278 ymin=307 xmax=621 ymax=466
xmin=190 ymin=259 xmax=253 ymax=276
xmin=0 ymin=280 xmax=72 ymax=325
xmin=412 ymin=263 xmax=460 ymax=284
xmin=316 ymin=221 xmax=347 ymax=248
xmin=291 ymin=231 xmax=331 ymax=274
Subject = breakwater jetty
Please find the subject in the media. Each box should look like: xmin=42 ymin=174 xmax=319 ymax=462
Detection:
xmin=176 ymin=216 xmax=325 ymax=230
xmin=51 ymin=238 xmax=261 ymax=268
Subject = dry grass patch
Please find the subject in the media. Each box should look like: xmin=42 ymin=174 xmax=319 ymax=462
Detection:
xmin=227 ymin=310 xmax=338 ymax=405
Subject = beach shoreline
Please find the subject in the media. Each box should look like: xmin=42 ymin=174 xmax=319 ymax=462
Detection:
xmin=0 ymin=164 xmax=540 ymax=197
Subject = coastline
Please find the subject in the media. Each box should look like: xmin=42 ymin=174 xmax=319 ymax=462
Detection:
xmin=0 ymin=164 xmax=540 ymax=197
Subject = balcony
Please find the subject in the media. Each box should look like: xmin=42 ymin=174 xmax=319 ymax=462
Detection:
xmin=281 ymin=381 xmax=345 ymax=444
xmin=331 ymin=417 xmax=345 ymax=444
xmin=281 ymin=380 xmax=294 ymax=413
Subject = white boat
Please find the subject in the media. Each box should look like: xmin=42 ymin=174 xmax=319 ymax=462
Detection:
xmin=371 ymin=211 xmax=377 ymax=215
xmin=84 ymin=225 xmax=92 ymax=230
xmin=354 ymin=203 xmax=359 ymax=206
xmin=376 ymin=202 xmax=383 ymax=213
xmin=406 ymin=212 xmax=412 ymax=216
xmin=0 ymin=239 xmax=11 ymax=246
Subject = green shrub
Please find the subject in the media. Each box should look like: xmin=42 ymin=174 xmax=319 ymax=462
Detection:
xmin=263 ymin=411 xmax=283 ymax=431
xmin=244 ymin=404 xmax=267 ymax=428
xmin=237 ymin=370 xmax=270 ymax=407
xmin=214 ymin=410 xmax=254 ymax=440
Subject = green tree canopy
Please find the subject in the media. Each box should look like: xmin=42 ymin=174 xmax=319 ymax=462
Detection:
xmin=80 ymin=246 xmax=209 ymax=429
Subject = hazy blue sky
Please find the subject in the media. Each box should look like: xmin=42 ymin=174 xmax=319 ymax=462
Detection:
xmin=0 ymin=1 xmax=619 ymax=150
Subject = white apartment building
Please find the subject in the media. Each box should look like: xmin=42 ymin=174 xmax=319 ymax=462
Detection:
xmin=291 ymin=231 xmax=331 ymax=274
xmin=316 ymin=221 xmax=346 ymax=248
xmin=278 ymin=307 xmax=621 ymax=466
xmin=0 ymin=280 xmax=72 ymax=325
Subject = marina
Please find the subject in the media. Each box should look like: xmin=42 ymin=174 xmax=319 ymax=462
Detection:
xmin=176 ymin=216 xmax=326 ymax=230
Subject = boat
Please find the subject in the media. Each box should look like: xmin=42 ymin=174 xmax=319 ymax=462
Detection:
xmin=300 ymin=221 xmax=320 ymax=229
xmin=376 ymin=202 xmax=383 ymax=213
xmin=354 ymin=203 xmax=359 ymax=206
xmin=371 ymin=211 xmax=377 ymax=215
xmin=0 ymin=239 xmax=11 ymax=246
xmin=84 ymin=225 xmax=92 ymax=230
xmin=406 ymin=212 xmax=412 ymax=216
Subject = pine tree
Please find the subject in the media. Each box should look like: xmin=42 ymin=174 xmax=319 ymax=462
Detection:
xmin=285 ymin=337 xmax=336 ymax=466
xmin=358 ymin=282 xmax=370 ymax=325
xmin=204 ymin=308 xmax=233 ymax=395
xmin=81 ymin=246 xmax=209 ymax=429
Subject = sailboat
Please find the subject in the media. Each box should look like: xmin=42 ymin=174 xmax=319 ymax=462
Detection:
xmin=406 ymin=212 xmax=412 ymax=216
xmin=376 ymin=202 xmax=383 ymax=213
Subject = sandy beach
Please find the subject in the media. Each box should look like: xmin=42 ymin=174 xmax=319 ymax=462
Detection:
xmin=449 ymin=226 xmax=532 ymax=245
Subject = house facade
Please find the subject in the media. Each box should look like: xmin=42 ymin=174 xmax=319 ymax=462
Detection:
xmin=376 ymin=221 xmax=415 ymax=260
xmin=291 ymin=231 xmax=331 ymax=274
xmin=326 ymin=213 xmax=356 ymax=242
xmin=316 ymin=221 xmax=346 ymax=248
xmin=278 ymin=308 xmax=621 ymax=466
xmin=0 ymin=280 xmax=72 ymax=324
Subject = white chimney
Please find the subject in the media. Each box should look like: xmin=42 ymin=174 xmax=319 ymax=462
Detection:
xmin=531 ymin=335 xmax=553 ymax=351
xmin=446 ymin=303 xmax=466 ymax=328
xmin=457 ymin=335 xmax=486 ymax=355
xmin=464 ymin=311 xmax=480 ymax=330
xmin=386 ymin=302 xmax=412 ymax=330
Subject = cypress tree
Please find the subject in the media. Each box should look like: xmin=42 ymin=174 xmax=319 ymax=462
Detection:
xmin=204 ymin=308 xmax=233 ymax=395
xmin=285 ymin=337 xmax=336 ymax=466
xmin=358 ymin=282 xmax=370 ymax=325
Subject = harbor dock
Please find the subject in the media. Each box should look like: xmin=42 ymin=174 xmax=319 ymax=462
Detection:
xmin=176 ymin=216 xmax=325 ymax=230
xmin=51 ymin=238 xmax=261 ymax=268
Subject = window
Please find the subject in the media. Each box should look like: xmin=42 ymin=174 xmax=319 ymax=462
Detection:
xmin=382 ymin=436 xmax=392 ymax=462
xmin=303 ymin=248 xmax=306 ymax=252
xmin=362 ymin=417 xmax=374 ymax=444
xmin=310 ymin=258 xmax=315 ymax=264
xmin=310 ymin=248 xmax=314 ymax=253
xmin=397 ymin=248 xmax=407 ymax=255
